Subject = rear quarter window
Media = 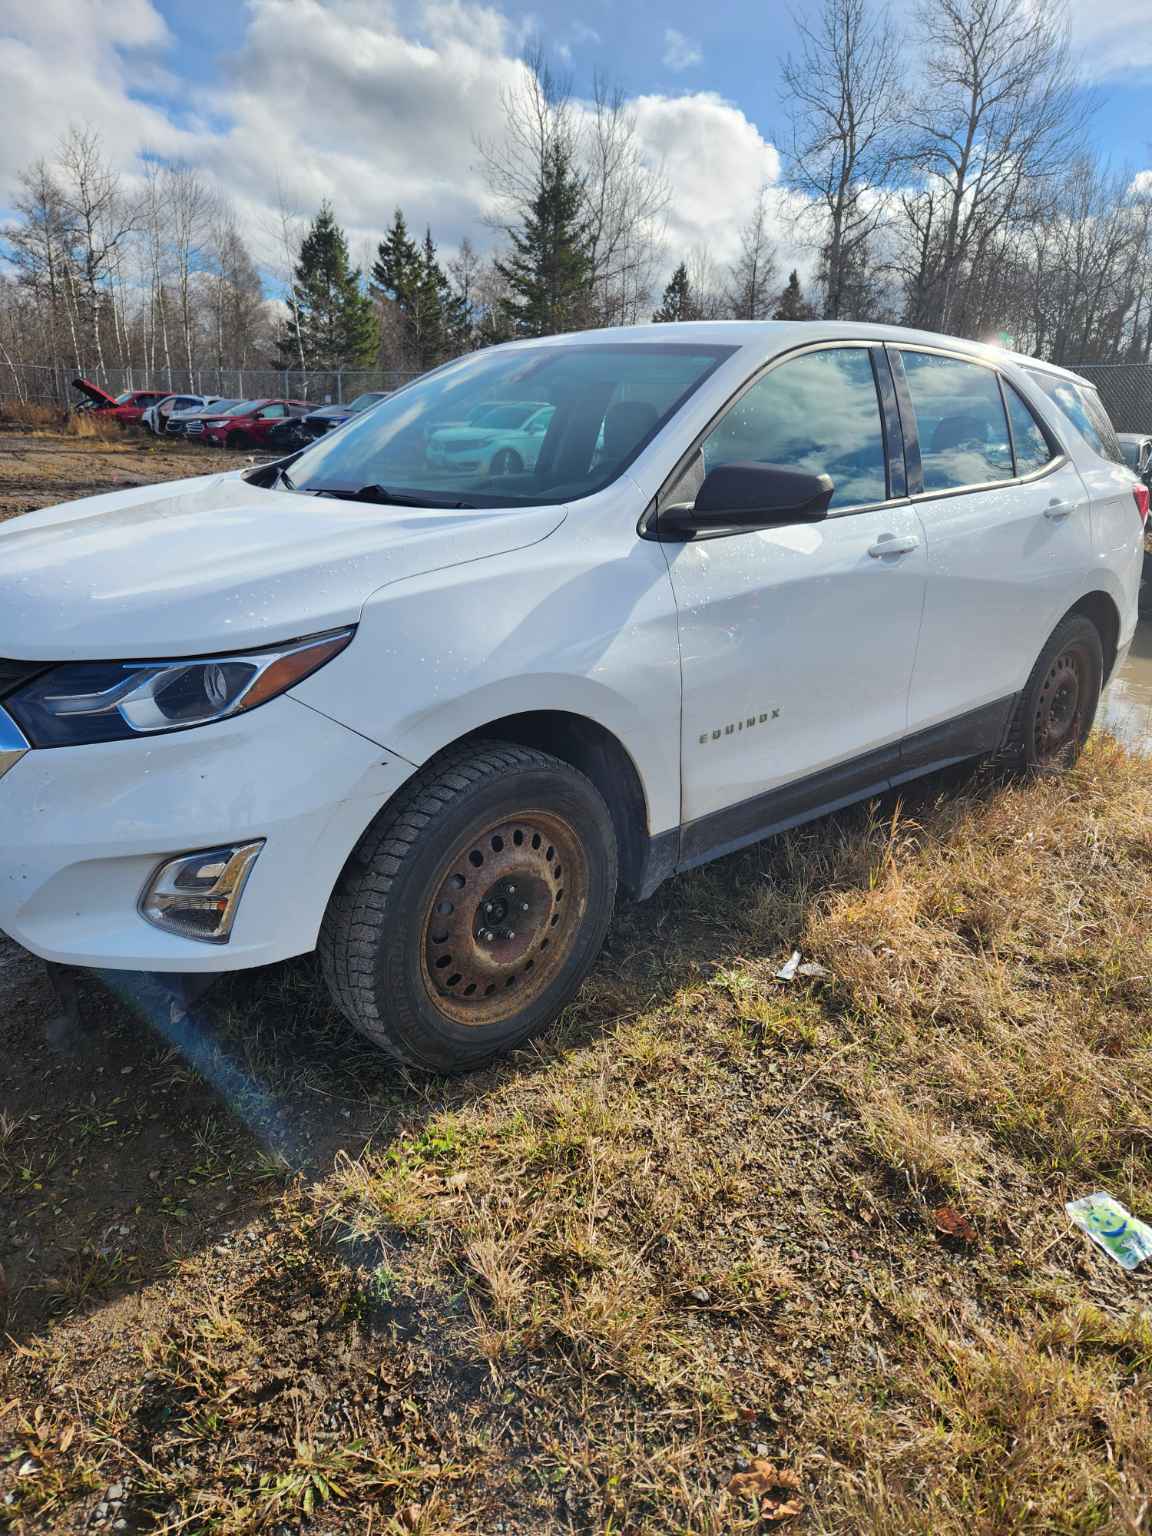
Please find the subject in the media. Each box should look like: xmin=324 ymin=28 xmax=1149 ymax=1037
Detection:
xmin=1026 ymin=371 xmax=1125 ymax=465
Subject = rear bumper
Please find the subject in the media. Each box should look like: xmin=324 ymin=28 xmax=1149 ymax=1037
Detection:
xmin=0 ymin=697 xmax=413 ymax=971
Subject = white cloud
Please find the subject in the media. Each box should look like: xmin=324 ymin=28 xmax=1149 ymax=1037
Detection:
xmin=571 ymin=21 xmax=601 ymax=46
xmin=1068 ymin=0 xmax=1152 ymax=79
xmin=0 ymin=0 xmax=804 ymax=297
xmin=662 ymin=28 xmax=702 ymax=72
xmin=629 ymin=92 xmax=810 ymax=280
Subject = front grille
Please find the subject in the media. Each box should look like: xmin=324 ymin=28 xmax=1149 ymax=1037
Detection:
xmin=0 ymin=659 xmax=46 ymax=700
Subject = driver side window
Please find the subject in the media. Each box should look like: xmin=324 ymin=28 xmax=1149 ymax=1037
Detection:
xmin=684 ymin=347 xmax=889 ymax=511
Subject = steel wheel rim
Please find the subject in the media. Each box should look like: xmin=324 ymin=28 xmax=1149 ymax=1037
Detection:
xmin=419 ymin=809 xmax=588 ymax=1026
xmin=1034 ymin=645 xmax=1087 ymax=763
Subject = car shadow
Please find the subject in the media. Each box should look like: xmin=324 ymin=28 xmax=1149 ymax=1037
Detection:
xmin=0 ymin=757 xmax=992 ymax=1345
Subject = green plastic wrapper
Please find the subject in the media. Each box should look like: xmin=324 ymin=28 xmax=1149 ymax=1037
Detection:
xmin=1066 ymin=1192 xmax=1152 ymax=1271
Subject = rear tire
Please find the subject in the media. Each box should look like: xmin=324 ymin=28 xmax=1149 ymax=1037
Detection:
xmin=490 ymin=448 xmax=523 ymax=476
xmin=319 ymin=741 xmax=618 ymax=1072
xmin=1000 ymin=613 xmax=1103 ymax=772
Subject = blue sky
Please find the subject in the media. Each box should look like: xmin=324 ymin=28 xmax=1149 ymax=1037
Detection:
xmin=2 ymin=0 xmax=1148 ymax=291
xmin=148 ymin=0 xmax=1151 ymax=171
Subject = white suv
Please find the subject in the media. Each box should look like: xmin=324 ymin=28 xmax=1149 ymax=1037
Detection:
xmin=0 ymin=323 xmax=1144 ymax=1071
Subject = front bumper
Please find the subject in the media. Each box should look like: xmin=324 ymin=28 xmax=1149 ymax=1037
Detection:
xmin=0 ymin=696 xmax=413 ymax=971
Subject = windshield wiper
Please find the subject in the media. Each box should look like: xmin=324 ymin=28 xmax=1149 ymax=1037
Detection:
xmin=310 ymin=484 xmax=476 ymax=510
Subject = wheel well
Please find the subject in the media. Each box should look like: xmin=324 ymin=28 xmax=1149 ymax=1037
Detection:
xmin=1066 ymin=591 xmax=1121 ymax=678
xmin=459 ymin=711 xmax=652 ymax=898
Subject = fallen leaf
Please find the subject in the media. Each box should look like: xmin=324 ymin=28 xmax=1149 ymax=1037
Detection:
xmin=933 ymin=1206 xmax=978 ymax=1243
xmin=768 ymin=1497 xmax=805 ymax=1521
xmin=729 ymin=1460 xmax=779 ymax=1496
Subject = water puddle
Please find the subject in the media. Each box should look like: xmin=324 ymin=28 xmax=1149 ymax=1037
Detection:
xmin=1102 ymin=615 xmax=1152 ymax=750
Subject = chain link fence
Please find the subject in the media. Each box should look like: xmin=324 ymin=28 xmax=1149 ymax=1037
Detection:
xmin=1070 ymin=364 xmax=1152 ymax=434
xmin=0 ymin=361 xmax=423 ymax=409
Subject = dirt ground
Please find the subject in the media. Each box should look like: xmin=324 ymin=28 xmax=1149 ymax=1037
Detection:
xmin=1 ymin=434 xmax=1150 ymax=1535
xmin=0 ymin=425 xmax=257 ymax=525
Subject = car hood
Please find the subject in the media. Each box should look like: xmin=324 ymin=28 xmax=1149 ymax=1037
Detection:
xmin=0 ymin=473 xmax=567 ymax=661
xmin=72 ymin=376 xmax=118 ymax=408
xmin=431 ymin=425 xmax=505 ymax=443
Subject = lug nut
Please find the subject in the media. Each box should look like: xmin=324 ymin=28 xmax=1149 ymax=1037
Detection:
xmin=482 ymin=930 xmax=495 ymax=942
xmin=505 ymin=930 xmax=516 ymax=940
xmin=521 ymin=902 xmax=530 ymax=911
xmin=507 ymin=885 xmax=516 ymax=894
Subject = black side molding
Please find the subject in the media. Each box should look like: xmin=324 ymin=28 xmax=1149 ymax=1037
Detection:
xmin=632 ymin=694 xmax=1019 ymax=897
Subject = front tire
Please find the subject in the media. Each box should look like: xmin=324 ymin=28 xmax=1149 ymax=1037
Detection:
xmin=319 ymin=742 xmax=618 ymax=1072
xmin=490 ymin=448 xmax=523 ymax=476
xmin=1001 ymin=613 xmax=1104 ymax=772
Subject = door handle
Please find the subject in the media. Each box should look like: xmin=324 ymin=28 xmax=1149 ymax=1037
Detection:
xmin=1044 ymin=499 xmax=1075 ymax=521
xmin=868 ymin=533 xmax=920 ymax=558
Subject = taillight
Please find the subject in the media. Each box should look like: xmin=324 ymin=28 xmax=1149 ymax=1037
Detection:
xmin=1134 ymin=484 xmax=1150 ymax=526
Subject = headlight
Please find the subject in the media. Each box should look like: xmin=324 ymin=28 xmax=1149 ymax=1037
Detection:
xmin=5 ymin=629 xmax=353 ymax=748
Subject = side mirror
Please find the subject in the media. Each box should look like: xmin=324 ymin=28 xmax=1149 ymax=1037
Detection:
xmin=662 ymin=461 xmax=834 ymax=535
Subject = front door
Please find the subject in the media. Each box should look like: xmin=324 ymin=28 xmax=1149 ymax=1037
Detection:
xmin=662 ymin=342 xmax=927 ymax=857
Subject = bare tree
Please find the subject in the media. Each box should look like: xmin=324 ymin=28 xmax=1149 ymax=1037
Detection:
xmin=3 ymin=161 xmax=76 ymax=365
xmin=203 ymin=213 xmax=270 ymax=368
xmin=478 ymin=51 xmax=668 ymax=329
xmin=165 ymin=164 xmax=216 ymax=375
xmin=685 ymin=245 xmax=728 ymax=319
xmin=582 ymin=77 xmax=669 ymax=325
xmin=781 ymin=0 xmax=902 ymax=320
xmin=478 ymin=49 xmax=581 ymax=227
xmin=898 ymin=0 xmax=1084 ymax=334
xmin=724 ymin=188 xmax=779 ymax=319
xmin=56 ymin=128 xmax=135 ymax=377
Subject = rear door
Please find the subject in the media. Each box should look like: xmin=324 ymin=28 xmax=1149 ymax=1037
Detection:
xmin=893 ymin=346 xmax=1095 ymax=757
xmin=1023 ymin=371 xmax=1143 ymax=644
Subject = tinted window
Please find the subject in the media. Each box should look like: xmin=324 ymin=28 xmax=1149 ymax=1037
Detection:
xmin=260 ymin=404 xmax=287 ymax=419
xmin=1025 ymin=372 xmax=1124 ymax=465
xmin=288 ymin=343 xmax=733 ymax=508
xmin=1003 ymin=383 xmax=1056 ymax=475
xmin=696 ymin=347 xmax=888 ymax=510
xmin=900 ymin=352 xmax=1013 ymax=491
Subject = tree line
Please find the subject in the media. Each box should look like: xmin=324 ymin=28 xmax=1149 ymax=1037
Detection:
xmin=1 ymin=0 xmax=1150 ymax=390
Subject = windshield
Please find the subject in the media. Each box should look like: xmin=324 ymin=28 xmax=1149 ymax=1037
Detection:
xmin=113 ymin=391 xmax=133 ymax=405
xmin=220 ymin=400 xmax=263 ymax=416
xmin=349 ymin=392 xmax=387 ymax=411
xmin=286 ymin=342 xmax=734 ymax=507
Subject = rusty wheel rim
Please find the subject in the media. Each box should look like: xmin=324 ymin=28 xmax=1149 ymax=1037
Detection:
xmin=419 ymin=810 xmax=589 ymax=1026
xmin=1034 ymin=645 xmax=1086 ymax=763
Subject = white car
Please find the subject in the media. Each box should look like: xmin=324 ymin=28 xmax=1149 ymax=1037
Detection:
xmin=140 ymin=393 xmax=222 ymax=435
xmin=0 ymin=323 xmax=1144 ymax=1071
xmin=425 ymin=400 xmax=553 ymax=475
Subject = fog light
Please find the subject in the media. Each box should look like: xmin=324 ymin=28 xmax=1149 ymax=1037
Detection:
xmin=140 ymin=842 xmax=264 ymax=943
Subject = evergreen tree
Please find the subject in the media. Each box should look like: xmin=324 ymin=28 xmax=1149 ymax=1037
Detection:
xmin=276 ymin=203 xmax=376 ymax=369
xmin=372 ymin=211 xmax=463 ymax=368
xmin=496 ymin=140 xmax=593 ymax=338
xmin=371 ymin=208 xmax=421 ymax=307
xmin=653 ymin=262 xmax=696 ymax=322
xmin=773 ymin=269 xmax=817 ymax=320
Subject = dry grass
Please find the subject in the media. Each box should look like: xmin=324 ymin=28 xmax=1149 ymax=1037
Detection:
xmin=2 ymin=713 xmax=1152 ymax=1530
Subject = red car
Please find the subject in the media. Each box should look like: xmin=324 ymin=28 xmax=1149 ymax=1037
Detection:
xmin=71 ymin=378 xmax=170 ymax=427
xmin=199 ymin=398 xmax=311 ymax=450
